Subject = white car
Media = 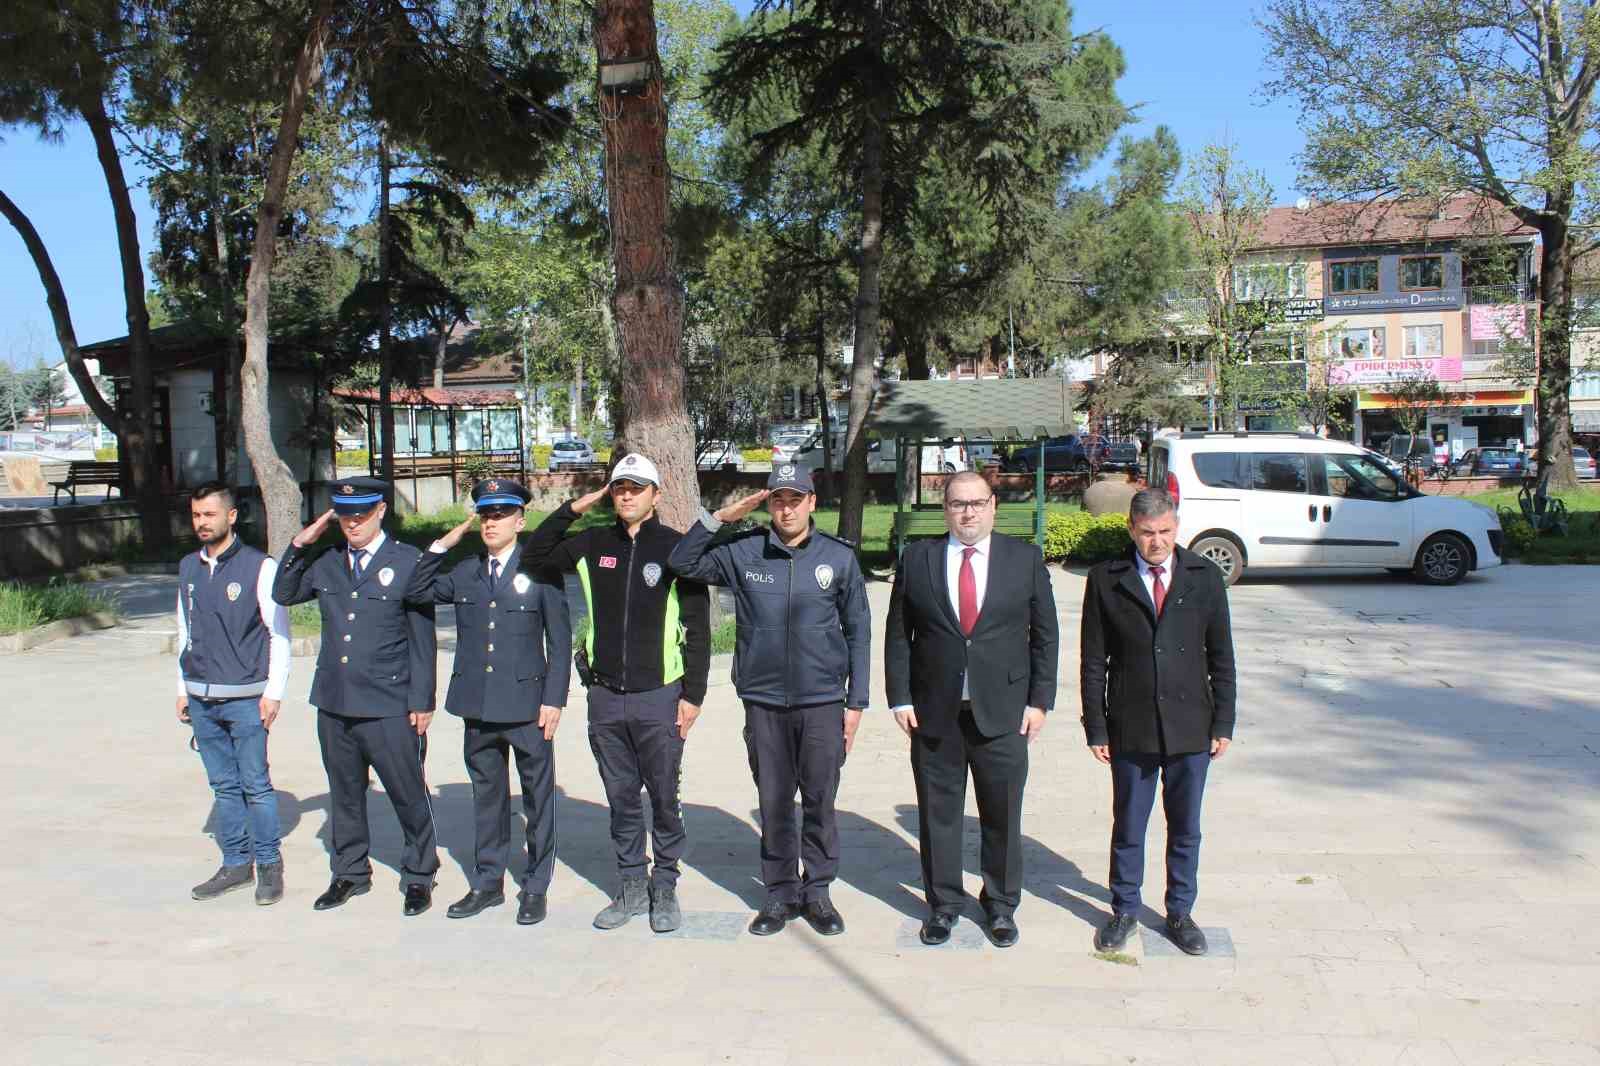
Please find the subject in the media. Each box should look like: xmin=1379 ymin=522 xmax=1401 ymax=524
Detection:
xmin=547 ymin=438 xmax=596 ymax=470
xmin=791 ymin=432 xmax=967 ymax=474
xmin=696 ymin=440 xmax=742 ymax=470
xmin=769 ymin=434 xmax=813 ymax=464
xmin=1574 ymin=446 xmax=1597 ymax=480
xmin=1147 ymin=432 xmax=1502 ymax=586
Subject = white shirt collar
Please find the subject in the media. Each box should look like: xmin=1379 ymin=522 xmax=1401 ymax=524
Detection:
xmin=352 ymin=530 xmax=386 ymax=559
xmin=487 ymin=542 xmax=516 ymax=568
xmin=947 ymin=533 xmax=992 ymax=556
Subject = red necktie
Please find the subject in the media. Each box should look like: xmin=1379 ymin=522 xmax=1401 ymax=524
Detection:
xmin=1150 ymin=563 xmax=1166 ymax=618
xmin=959 ymin=546 xmax=978 ymax=635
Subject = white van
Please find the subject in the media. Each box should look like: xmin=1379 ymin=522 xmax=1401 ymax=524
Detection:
xmin=1147 ymin=432 xmax=1503 ymax=586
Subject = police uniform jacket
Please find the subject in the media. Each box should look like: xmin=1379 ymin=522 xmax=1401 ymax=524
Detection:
xmin=519 ymin=502 xmax=711 ymax=704
xmin=426 ymin=543 xmax=571 ymax=722
xmin=669 ymin=516 xmax=870 ymax=709
xmin=1079 ymin=546 xmax=1237 ymax=755
xmin=273 ymin=535 xmax=437 ymax=717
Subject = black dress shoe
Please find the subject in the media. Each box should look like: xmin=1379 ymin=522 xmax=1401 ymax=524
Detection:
xmin=919 ymin=911 xmax=959 ymax=946
xmin=446 ymin=888 xmax=504 ymax=919
xmin=1094 ymin=913 xmax=1138 ymax=952
xmin=1165 ymin=913 xmax=1208 ymax=956
xmin=802 ymin=898 xmax=845 ymax=936
xmin=313 ymin=878 xmax=370 ymax=911
xmin=517 ymin=893 xmax=548 ymax=926
xmin=986 ymin=912 xmax=1019 ymax=947
xmin=403 ymin=883 xmax=433 ymax=917
xmin=748 ymin=898 xmax=798 ymax=936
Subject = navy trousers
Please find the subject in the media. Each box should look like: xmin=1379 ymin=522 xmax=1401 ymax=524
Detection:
xmin=1108 ymin=750 xmax=1209 ymax=918
xmin=316 ymin=710 xmax=440 ymax=890
xmin=743 ymin=701 xmax=845 ymax=905
xmin=587 ymin=683 xmax=686 ymax=887
xmin=463 ymin=719 xmax=555 ymax=896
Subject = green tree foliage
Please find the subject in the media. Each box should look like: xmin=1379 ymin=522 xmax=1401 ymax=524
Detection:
xmin=1260 ymin=0 xmax=1600 ymax=488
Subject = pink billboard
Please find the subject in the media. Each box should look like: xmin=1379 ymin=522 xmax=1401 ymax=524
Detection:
xmin=1469 ymin=304 xmax=1527 ymax=341
xmin=1329 ymin=356 xmax=1464 ymax=386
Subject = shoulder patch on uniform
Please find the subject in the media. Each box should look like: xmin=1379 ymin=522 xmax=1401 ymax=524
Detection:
xmin=598 ymin=555 xmax=618 ymax=569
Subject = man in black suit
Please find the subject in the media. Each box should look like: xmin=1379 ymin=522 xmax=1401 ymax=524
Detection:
xmin=422 ymin=478 xmax=571 ymax=926
xmin=273 ymin=477 xmax=440 ymax=916
xmin=1080 ymin=488 xmax=1236 ymax=956
xmin=885 ymin=471 xmax=1059 ymax=947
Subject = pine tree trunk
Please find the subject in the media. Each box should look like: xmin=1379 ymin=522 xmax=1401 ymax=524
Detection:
xmin=1537 ymin=219 xmax=1578 ymax=489
xmin=432 ymin=320 xmax=448 ymax=389
xmin=83 ymin=96 xmax=164 ymax=546
xmin=0 ymin=190 xmax=121 ymax=437
xmin=207 ymin=132 xmax=239 ymax=485
xmin=377 ymin=131 xmax=397 ymax=489
xmin=815 ymin=284 xmax=834 ymax=505
xmin=594 ymin=0 xmax=695 ymax=530
xmin=240 ymin=0 xmax=332 ymax=554
xmin=837 ymin=108 xmax=886 ymax=547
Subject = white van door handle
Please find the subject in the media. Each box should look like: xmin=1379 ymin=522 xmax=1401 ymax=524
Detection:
xmin=1307 ymin=504 xmax=1317 ymax=522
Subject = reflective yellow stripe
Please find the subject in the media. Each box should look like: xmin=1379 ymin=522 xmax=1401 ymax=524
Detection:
xmin=575 ymin=557 xmax=595 ymax=660
xmin=661 ymin=578 xmax=683 ymax=684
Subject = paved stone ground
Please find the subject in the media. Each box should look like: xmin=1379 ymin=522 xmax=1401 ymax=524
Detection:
xmin=3 ymin=563 xmax=1598 ymax=1065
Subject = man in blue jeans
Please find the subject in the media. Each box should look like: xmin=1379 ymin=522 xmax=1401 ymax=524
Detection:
xmin=177 ymin=482 xmax=292 ymax=905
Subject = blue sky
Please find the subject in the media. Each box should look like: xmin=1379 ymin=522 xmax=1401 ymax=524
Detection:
xmin=0 ymin=1 xmax=1301 ymax=367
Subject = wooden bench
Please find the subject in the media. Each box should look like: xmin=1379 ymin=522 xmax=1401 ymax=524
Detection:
xmin=50 ymin=460 xmax=124 ymax=504
xmin=894 ymin=503 xmax=1040 ymax=557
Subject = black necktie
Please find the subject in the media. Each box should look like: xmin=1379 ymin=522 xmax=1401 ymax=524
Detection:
xmin=489 ymin=558 xmax=501 ymax=588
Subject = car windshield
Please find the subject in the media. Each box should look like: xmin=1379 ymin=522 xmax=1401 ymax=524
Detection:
xmin=1480 ymin=449 xmax=1514 ymax=459
xmin=554 ymin=441 xmax=584 ymax=451
xmin=1574 ymin=447 xmax=1591 ymax=459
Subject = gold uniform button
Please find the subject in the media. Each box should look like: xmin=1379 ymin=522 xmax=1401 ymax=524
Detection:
xmin=485 ymin=665 xmax=494 ymax=673
xmin=339 ymin=655 xmax=348 ymax=664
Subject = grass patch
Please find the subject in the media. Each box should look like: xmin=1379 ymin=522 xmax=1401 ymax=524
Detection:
xmin=0 ymin=579 xmax=118 ymax=636
xmin=1092 ymin=950 xmax=1139 ymax=966
xmin=289 ymin=601 xmax=322 ymax=637
xmin=1464 ymin=487 xmax=1600 ymax=564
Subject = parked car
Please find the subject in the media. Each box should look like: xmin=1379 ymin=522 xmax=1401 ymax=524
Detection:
xmin=1382 ymin=433 xmax=1445 ymax=474
xmin=769 ymin=433 xmax=814 ymax=465
xmin=1573 ymin=446 xmax=1597 ymax=479
xmin=696 ymin=440 xmax=742 ymax=470
xmin=1146 ymin=431 xmax=1503 ymax=587
xmin=547 ymin=438 xmax=596 ymax=470
xmin=790 ymin=432 xmax=967 ymax=474
xmin=1090 ymin=436 xmax=1141 ymax=471
xmin=1006 ymin=434 xmax=1097 ymax=472
xmin=1452 ymin=447 xmax=1525 ymax=477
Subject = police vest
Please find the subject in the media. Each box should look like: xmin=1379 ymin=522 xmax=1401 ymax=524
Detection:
xmin=179 ymin=539 xmax=271 ymax=699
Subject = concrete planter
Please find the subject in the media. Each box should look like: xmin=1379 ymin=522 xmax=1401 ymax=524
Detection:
xmin=0 ymin=610 xmax=118 ymax=654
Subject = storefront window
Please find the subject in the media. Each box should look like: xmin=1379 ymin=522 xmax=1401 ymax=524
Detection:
xmin=1329 ymin=259 xmax=1379 ymax=294
xmin=1404 ymin=324 xmax=1444 ymax=358
xmin=1400 ymin=256 xmax=1444 ymax=290
xmin=1333 ymin=327 xmax=1385 ymax=359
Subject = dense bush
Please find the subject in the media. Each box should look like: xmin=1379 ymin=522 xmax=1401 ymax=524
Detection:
xmin=93 ymin=446 xmax=117 ymax=461
xmin=456 ymin=453 xmax=495 ymax=493
xmin=335 ymin=449 xmax=369 ymax=469
xmin=742 ymin=445 xmax=773 ymax=463
xmin=532 ymin=445 xmax=552 ymax=469
xmin=1043 ymin=511 xmax=1131 ymax=562
xmin=1498 ymin=515 xmax=1538 ymax=556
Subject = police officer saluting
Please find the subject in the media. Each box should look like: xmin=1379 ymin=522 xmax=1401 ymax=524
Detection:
xmin=423 ymin=478 xmax=570 ymax=926
xmin=669 ymin=465 xmax=870 ymax=938
xmin=179 ymin=481 xmax=292 ymax=906
xmin=518 ymin=453 xmax=710 ymax=934
xmin=272 ymin=476 xmax=442 ymax=916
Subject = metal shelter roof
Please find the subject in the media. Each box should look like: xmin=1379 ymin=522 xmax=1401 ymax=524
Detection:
xmin=867 ymin=378 xmax=1075 ymax=440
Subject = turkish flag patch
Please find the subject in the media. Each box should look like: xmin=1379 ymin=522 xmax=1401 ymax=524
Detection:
xmin=598 ymin=555 xmax=618 ymax=569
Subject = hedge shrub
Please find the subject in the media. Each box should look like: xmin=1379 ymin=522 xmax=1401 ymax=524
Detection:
xmin=1497 ymin=514 xmax=1538 ymax=557
xmin=335 ymin=449 xmax=369 ymax=469
xmin=1043 ymin=510 xmax=1131 ymax=562
xmin=742 ymin=445 xmax=773 ymax=463
xmin=94 ymin=446 xmax=118 ymax=461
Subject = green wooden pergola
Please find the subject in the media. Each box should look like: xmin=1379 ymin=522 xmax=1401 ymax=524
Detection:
xmin=868 ymin=378 xmax=1075 ymax=557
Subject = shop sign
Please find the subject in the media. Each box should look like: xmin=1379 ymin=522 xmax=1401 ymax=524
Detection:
xmin=1281 ymin=297 xmax=1324 ymax=322
xmin=1457 ymin=405 xmax=1523 ymax=416
xmin=1330 ymin=356 xmax=1464 ymax=385
xmin=1325 ymin=289 xmax=1463 ymax=313
xmin=1469 ymin=304 xmax=1527 ymax=341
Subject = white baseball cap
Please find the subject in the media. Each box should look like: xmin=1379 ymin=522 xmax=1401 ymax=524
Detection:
xmin=609 ymin=452 xmax=661 ymax=488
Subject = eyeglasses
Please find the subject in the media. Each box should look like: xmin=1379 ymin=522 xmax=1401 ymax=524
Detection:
xmin=945 ymin=497 xmax=993 ymax=513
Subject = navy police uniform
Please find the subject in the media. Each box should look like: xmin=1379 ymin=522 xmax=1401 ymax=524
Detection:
xmin=668 ymin=465 xmax=871 ymax=913
xmin=272 ymin=477 xmax=441 ymax=903
xmin=423 ymin=479 xmax=571 ymax=914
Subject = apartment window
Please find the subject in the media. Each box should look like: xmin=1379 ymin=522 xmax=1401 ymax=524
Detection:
xmin=1329 ymin=259 xmax=1379 ymax=294
xmin=1233 ymin=263 xmax=1307 ymax=301
xmin=1400 ymin=255 xmax=1444 ymax=291
xmin=1574 ymin=372 xmax=1600 ymax=400
xmin=1248 ymin=329 xmax=1307 ymax=363
xmin=1404 ymin=324 xmax=1444 ymax=358
xmin=1333 ymin=327 xmax=1386 ymax=359
xmin=1470 ymin=338 xmax=1502 ymax=356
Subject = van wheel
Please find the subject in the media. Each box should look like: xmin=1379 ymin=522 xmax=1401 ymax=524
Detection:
xmin=1190 ymin=536 xmax=1243 ymax=586
xmin=1413 ymin=533 xmax=1470 ymax=586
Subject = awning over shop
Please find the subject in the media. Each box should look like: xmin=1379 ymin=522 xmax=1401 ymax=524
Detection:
xmin=1357 ymin=388 xmax=1532 ymax=411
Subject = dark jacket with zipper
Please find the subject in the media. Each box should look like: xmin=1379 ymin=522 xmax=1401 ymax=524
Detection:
xmin=425 ymin=543 xmax=571 ymax=722
xmin=519 ymin=502 xmax=710 ymax=705
xmin=668 ymin=514 xmax=870 ymax=710
xmin=1079 ymin=545 xmax=1237 ymax=755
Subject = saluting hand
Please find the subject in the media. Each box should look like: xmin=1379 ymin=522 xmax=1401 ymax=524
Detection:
xmin=714 ymin=489 xmax=770 ymax=524
xmin=433 ymin=513 xmax=477 ymax=551
xmin=676 ymin=699 xmax=701 ymax=739
xmin=570 ymin=487 xmax=610 ymax=515
xmin=292 ymin=508 xmax=337 ymax=548
xmin=538 ymin=705 xmax=562 ymax=741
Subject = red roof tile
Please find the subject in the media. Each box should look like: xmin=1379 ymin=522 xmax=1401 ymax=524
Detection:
xmin=1251 ymin=194 xmax=1535 ymax=251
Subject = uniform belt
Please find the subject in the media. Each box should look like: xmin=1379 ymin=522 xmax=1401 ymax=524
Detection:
xmin=184 ymin=679 xmax=269 ymax=700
